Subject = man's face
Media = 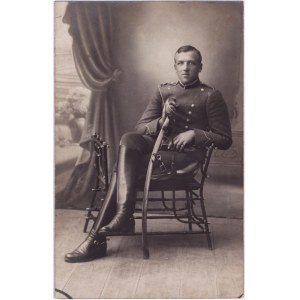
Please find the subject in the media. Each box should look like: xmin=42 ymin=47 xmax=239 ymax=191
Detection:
xmin=174 ymin=51 xmax=202 ymax=85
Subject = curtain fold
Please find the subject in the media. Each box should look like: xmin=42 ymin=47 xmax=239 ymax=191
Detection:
xmin=57 ymin=2 xmax=120 ymax=209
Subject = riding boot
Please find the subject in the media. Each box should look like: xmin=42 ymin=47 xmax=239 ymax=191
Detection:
xmin=65 ymin=172 xmax=117 ymax=263
xmin=64 ymin=229 xmax=107 ymax=263
xmin=100 ymin=145 xmax=139 ymax=234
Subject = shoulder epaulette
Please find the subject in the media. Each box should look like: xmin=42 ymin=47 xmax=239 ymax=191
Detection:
xmin=200 ymin=82 xmax=214 ymax=90
xmin=200 ymin=82 xmax=217 ymax=97
xmin=160 ymin=81 xmax=177 ymax=87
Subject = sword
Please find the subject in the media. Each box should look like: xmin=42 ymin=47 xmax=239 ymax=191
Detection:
xmin=142 ymin=116 xmax=170 ymax=258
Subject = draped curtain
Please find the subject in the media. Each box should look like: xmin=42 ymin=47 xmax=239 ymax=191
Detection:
xmin=57 ymin=2 xmax=120 ymax=209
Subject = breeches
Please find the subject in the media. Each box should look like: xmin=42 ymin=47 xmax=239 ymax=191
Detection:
xmin=118 ymin=132 xmax=203 ymax=174
xmin=93 ymin=132 xmax=203 ymax=231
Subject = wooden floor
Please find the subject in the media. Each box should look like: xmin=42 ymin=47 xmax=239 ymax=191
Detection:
xmin=55 ymin=209 xmax=243 ymax=299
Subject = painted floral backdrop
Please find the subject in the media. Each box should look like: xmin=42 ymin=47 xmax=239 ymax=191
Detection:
xmin=55 ymin=87 xmax=90 ymax=146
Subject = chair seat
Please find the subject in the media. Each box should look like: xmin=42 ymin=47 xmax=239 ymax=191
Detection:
xmin=137 ymin=176 xmax=201 ymax=191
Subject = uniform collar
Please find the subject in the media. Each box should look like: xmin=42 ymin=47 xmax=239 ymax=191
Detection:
xmin=178 ymin=79 xmax=201 ymax=89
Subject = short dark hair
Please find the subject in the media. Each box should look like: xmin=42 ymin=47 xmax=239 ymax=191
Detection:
xmin=175 ymin=45 xmax=202 ymax=64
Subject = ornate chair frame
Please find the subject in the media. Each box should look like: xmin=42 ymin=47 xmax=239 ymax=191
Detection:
xmin=85 ymin=132 xmax=214 ymax=259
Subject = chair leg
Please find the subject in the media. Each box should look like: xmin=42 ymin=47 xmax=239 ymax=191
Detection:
xmin=186 ymin=190 xmax=193 ymax=231
xmin=83 ymin=214 xmax=91 ymax=233
xmin=83 ymin=189 xmax=99 ymax=233
xmin=142 ymin=174 xmax=151 ymax=260
xmin=199 ymin=195 xmax=213 ymax=250
xmin=142 ymin=196 xmax=150 ymax=259
xmin=83 ymin=212 xmax=95 ymax=233
xmin=142 ymin=193 xmax=150 ymax=260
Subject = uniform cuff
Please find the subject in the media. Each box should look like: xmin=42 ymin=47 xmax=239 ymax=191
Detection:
xmin=194 ymin=128 xmax=212 ymax=147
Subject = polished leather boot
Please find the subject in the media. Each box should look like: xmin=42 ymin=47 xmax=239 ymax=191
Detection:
xmin=64 ymin=229 xmax=107 ymax=263
xmin=100 ymin=146 xmax=139 ymax=234
xmin=65 ymin=172 xmax=118 ymax=263
xmin=92 ymin=171 xmax=117 ymax=230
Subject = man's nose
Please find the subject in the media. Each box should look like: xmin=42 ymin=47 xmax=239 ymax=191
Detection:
xmin=182 ymin=62 xmax=189 ymax=70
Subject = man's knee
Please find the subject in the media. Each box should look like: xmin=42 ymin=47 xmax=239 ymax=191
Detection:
xmin=119 ymin=132 xmax=154 ymax=152
xmin=120 ymin=132 xmax=143 ymax=149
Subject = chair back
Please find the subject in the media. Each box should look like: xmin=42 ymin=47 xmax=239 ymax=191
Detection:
xmin=91 ymin=133 xmax=109 ymax=191
xmin=199 ymin=144 xmax=214 ymax=188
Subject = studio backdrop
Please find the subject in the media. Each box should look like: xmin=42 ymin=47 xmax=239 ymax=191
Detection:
xmin=54 ymin=1 xmax=243 ymax=212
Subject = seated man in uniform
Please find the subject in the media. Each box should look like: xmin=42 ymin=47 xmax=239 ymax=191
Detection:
xmin=65 ymin=45 xmax=232 ymax=263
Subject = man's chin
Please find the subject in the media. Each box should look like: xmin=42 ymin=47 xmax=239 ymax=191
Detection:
xmin=180 ymin=78 xmax=189 ymax=84
xmin=181 ymin=79 xmax=193 ymax=85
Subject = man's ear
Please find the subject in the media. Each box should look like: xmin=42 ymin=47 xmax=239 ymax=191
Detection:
xmin=198 ymin=62 xmax=203 ymax=73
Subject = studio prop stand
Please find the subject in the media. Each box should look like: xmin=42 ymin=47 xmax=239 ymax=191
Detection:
xmin=83 ymin=134 xmax=109 ymax=233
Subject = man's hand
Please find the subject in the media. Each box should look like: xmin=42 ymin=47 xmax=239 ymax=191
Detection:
xmin=168 ymin=130 xmax=195 ymax=152
xmin=159 ymin=97 xmax=177 ymax=127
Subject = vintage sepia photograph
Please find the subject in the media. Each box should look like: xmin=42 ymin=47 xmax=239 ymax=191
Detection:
xmin=54 ymin=1 xmax=243 ymax=298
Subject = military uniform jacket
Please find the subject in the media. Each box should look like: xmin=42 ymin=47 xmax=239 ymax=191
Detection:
xmin=135 ymin=80 xmax=232 ymax=151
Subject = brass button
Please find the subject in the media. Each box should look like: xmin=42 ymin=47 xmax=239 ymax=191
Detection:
xmin=201 ymin=88 xmax=204 ymax=91
xmin=188 ymin=111 xmax=192 ymax=115
xmin=191 ymin=103 xmax=195 ymax=107
xmin=186 ymin=118 xmax=190 ymax=122
xmin=185 ymin=125 xmax=189 ymax=129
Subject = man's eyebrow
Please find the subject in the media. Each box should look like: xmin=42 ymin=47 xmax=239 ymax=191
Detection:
xmin=176 ymin=59 xmax=196 ymax=63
